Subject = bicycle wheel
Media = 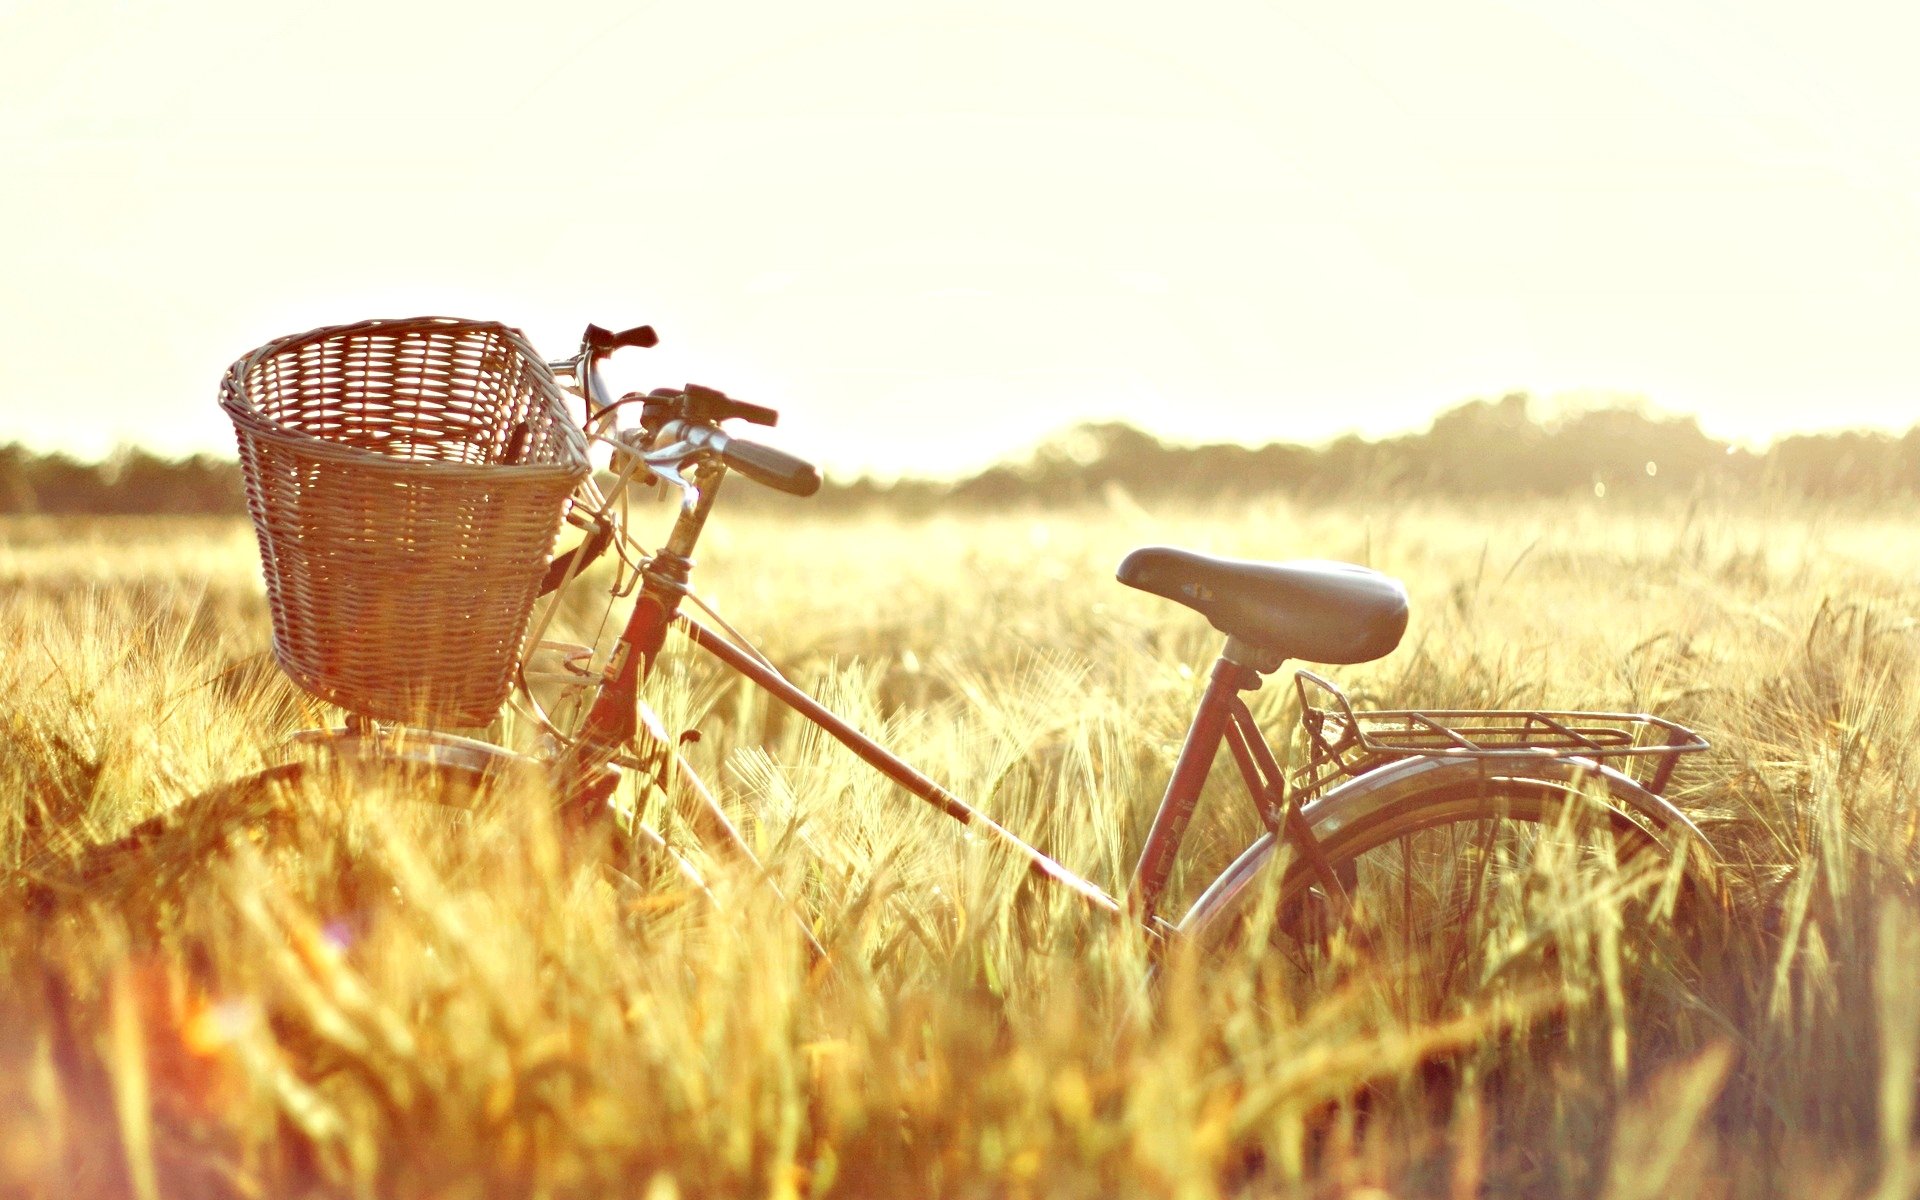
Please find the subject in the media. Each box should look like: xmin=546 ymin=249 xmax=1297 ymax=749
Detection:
xmin=19 ymin=756 xmax=493 ymax=907
xmin=1178 ymin=755 xmax=1717 ymax=990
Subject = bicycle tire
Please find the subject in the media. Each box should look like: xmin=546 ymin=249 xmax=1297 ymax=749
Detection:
xmin=18 ymin=758 xmax=498 ymax=906
xmin=1177 ymin=754 xmax=1718 ymax=965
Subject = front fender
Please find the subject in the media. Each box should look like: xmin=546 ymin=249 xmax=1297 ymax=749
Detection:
xmin=279 ymin=727 xmax=547 ymax=788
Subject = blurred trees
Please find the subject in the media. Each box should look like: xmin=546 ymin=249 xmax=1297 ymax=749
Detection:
xmin=866 ymin=394 xmax=1906 ymax=509
xmin=0 ymin=445 xmax=242 ymax=515
xmin=1 ymin=396 xmax=1915 ymax=514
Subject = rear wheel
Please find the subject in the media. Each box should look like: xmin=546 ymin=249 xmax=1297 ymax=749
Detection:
xmin=1179 ymin=757 xmax=1718 ymax=999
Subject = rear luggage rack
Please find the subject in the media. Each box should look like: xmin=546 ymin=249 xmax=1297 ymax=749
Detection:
xmin=1292 ymin=670 xmax=1708 ymax=800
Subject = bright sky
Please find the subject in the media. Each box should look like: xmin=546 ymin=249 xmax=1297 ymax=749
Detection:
xmin=4 ymin=0 xmax=1917 ymax=478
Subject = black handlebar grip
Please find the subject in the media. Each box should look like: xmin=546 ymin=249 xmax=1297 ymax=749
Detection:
xmin=584 ymin=323 xmax=660 ymax=354
xmin=721 ymin=438 xmax=821 ymax=498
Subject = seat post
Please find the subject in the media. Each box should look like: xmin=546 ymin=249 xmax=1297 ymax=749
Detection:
xmin=1128 ymin=643 xmax=1266 ymax=923
xmin=1221 ymin=635 xmax=1286 ymax=676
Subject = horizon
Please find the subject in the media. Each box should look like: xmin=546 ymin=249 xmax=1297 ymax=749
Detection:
xmin=6 ymin=1 xmax=1919 ymax=480
xmin=8 ymin=390 xmax=1912 ymax=487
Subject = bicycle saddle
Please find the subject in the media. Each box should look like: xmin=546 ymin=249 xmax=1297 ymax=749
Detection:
xmin=1116 ymin=547 xmax=1409 ymax=666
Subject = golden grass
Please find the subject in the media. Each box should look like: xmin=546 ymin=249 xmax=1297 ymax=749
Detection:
xmin=3 ymin=495 xmax=1918 ymax=1197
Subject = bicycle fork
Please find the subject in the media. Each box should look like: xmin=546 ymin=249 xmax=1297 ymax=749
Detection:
xmin=554 ymin=463 xmax=825 ymax=958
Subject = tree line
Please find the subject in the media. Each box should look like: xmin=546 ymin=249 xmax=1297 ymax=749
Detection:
xmin=0 ymin=445 xmax=243 ymax=515
xmin=4 ymin=395 xmax=1918 ymax=515
xmin=833 ymin=394 xmax=1920 ymax=510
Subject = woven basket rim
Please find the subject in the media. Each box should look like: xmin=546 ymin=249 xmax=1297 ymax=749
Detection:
xmin=222 ymin=315 xmax=590 ymax=474
xmin=224 ymin=403 xmax=590 ymax=479
xmin=229 ymin=314 xmax=533 ymax=365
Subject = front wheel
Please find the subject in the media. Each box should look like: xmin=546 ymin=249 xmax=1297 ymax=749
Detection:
xmin=24 ymin=754 xmax=505 ymax=907
xmin=1178 ymin=755 xmax=1719 ymax=993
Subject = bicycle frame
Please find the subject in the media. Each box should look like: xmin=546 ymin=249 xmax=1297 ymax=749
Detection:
xmin=516 ymin=332 xmax=1708 ymax=947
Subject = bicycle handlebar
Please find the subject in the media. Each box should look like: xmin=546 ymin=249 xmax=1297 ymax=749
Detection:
xmin=538 ymin=329 xmax=816 ymax=609
xmin=561 ymin=326 xmax=820 ymax=497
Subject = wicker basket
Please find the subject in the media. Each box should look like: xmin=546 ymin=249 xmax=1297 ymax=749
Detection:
xmin=222 ymin=317 xmax=591 ymax=725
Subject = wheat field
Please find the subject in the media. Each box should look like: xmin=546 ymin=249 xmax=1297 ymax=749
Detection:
xmin=3 ymin=494 xmax=1918 ymax=1198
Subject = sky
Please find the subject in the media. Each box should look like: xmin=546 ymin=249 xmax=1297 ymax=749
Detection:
xmin=3 ymin=0 xmax=1917 ymax=479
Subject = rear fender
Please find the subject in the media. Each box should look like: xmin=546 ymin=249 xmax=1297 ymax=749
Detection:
xmin=1178 ymin=753 xmax=1714 ymax=936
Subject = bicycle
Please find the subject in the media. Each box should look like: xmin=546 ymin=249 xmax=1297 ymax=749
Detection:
xmin=49 ymin=317 xmax=1721 ymax=962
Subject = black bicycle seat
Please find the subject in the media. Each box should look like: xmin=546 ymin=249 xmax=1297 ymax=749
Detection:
xmin=1116 ymin=546 xmax=1408 ymax=666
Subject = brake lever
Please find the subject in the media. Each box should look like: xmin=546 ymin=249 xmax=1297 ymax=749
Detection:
xmin=683 ymin=383 xmax=778 ymax=427
xmin=627 ymin=421 xmax=711 ymax=495
xmin=621 ymin=438 xmax=695 ymax=498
